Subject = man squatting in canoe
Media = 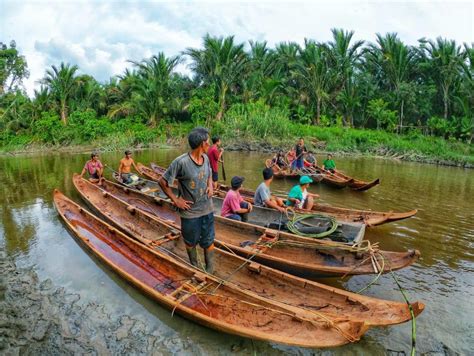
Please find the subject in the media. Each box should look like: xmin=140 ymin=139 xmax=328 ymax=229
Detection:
xmin=207 ymin=135 xmax=224 ymax=190
xmin=285 ymin=175 xmax=320 ymax=210
xmin=80 ymin=152 xmax=104 ymax=184
xmin=118 ymin=150 xmax=141 ymax=184
xmin=221 ymin=176 xmax=253 ymax=222
xmin=158 ymin=127 xmax=216 ymax=273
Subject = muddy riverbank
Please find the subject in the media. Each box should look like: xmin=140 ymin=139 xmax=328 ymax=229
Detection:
xmin=0 ymin=247 xmax=206 ymax=354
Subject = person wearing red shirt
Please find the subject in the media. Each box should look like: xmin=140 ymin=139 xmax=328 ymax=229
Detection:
xmin=221 ymin=176 xmax=252 ymax=222
xmin=207 ymin=136 xmax=223 ymax=189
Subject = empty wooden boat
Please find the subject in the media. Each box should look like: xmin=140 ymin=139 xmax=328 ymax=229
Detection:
xmin=73 ymin=176 xmax=424 ymax=327
xmin=54 ymin=189 xmax=368 ymax=348
xmin=83 ymin=175 xmax=420 ymax=278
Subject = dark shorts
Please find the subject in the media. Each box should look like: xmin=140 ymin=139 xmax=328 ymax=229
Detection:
xmin=212 ymin=171 xmax=218 ymax=182
xmin=121 ymin=173 xmax=132 ymax=184
xmin=294 ymin=159 xmax=304 ymax=170
xmin=226 ymin=202 xmax=249 ymax=222
xmin=181 ymin=212 xmax=215 ymax=249
xmin=90 ymin=172 xmax=100 ymax=180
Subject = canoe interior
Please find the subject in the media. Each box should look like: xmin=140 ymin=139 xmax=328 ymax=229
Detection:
xmin=211 ymin=195 xmax=365 ymax=244
xmin=55 ymin=189 xmax=367 ymax=348
xmin=130 ymin=164 xmax=365 ymax=243
xmin=92 ymin=178 xmax=419 ymax=278
xmin=73 ymin=177 xmax=424 ymax=326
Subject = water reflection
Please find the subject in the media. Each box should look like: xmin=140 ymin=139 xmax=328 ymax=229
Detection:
xmin=0 ymin=149 xmax=473 ymax=354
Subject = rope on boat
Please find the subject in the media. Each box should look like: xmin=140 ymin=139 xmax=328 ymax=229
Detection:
xmin=285 ymin=211 xmax=338 ymax=239
xmin=390 ymin=269 xmax=417 ymax=356
xmin=346 ymin=245 xmax=416 ymax=356
xmin=167 ymin=276 xmax=360 ymax=343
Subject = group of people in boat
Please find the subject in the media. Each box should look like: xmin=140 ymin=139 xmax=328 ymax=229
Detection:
xmin=80 ymin=128 xmax=337 ymax=274
xmin=271 ymin=138 xmax=337 ymax=174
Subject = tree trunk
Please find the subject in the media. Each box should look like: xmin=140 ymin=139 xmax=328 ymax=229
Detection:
xmin=60 ymin=102 xmax=67 ymax=125
xmin=399 ymin=99 xmax=404 ymax=134
xmin=313 ymin=97 xmax=321 ymax=125
xmin=443 ymin=94 xmax=448 ymax=120
xmin=149 ymin=113 xmax=157 ymax=128
xmin=215 ymin=86 xmax=227 ymax=121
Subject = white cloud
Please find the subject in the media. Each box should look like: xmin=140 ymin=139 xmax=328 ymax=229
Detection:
xmin=1 ymin=0 xmax=472 ymax=96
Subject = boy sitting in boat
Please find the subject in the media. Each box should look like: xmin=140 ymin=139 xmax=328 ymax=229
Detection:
xmin=254 ymin=168 xmax=286 ymax=213
xmin=118 ymin=150 xmax=141 ymax=184
xmin=80 ymin=152 xmax=103 ymax=184
xmin=221 ymin=176 xmax=253 ymax=222
xmin=323 ymin=153 xmax=336 ymax=173
xmin=285 ymin=175 xmax=319 ymax=210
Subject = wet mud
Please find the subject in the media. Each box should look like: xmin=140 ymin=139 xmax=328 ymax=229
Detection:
xmin=0 ymin=248 xmax=202 ymax=355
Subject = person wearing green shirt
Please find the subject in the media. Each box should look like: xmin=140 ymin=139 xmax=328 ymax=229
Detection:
xmin=285 ymin=175 xmax=319 ymax=210
xmin=323 ymin=154 xmax=336 ymax=173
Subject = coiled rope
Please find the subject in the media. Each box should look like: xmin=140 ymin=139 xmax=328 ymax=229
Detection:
xmin=285 ymin=211 xmax=338 ymax=239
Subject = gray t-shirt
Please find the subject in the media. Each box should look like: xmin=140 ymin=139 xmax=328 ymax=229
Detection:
xmin=254 ymin=182 xmax=271 ymax=207
xmin=162 ymin=153 xmax=213 ymax=219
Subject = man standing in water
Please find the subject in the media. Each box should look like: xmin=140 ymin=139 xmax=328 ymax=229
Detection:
xmin=207 ymin=136 xmax=223 ymax=189
xmin=118 ymin=150 xmax=141 ymax=184
xmin=159 ymin=127 xmax=215 ymax=273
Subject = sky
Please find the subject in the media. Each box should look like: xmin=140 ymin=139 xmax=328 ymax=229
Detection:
xmin=1 ymin=0 xmax=473 ymax=96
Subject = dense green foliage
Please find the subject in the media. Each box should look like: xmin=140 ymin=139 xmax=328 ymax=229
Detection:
xmin=0 ymin=32 xmax=472 ymax=164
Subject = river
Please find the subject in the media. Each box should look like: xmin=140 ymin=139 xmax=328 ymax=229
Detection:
xmin=1 ymin=148 xmax=473 ymax=354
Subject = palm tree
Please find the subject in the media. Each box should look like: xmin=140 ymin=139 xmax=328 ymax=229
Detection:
xmin=129 ymin=53 xmax=181 ymax=126
xmin=106 ymin=69 xmax=137 ymax=120
xmin=367 ymin=33 xmax=416 ymax=132
xmin=329 ymin=28 xmax=364 ymax=126
xmin=41 ymin=63 xmax=79 ymax=124
xmin=420 ymin=37 xmax=467 ymax=119
xmin=186 ymin=35 xmax=248 ymax=121
xmin=292 ymin=40 xmax=333 ymax=125
xmin=243 ymin=41 xmax=280 ymax=103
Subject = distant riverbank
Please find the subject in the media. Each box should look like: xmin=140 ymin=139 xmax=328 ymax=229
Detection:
xmin=1 ymin=124 xmax=473 ymax=168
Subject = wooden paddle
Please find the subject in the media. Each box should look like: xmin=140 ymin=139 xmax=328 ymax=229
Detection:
xmin=221 ymin=153 xmax=226 ymax=181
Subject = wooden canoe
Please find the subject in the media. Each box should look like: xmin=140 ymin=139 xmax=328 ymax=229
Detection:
xmin=138 ymin=162 xmax=165 ymax=182
xmin=54 ymin=189 xmax=368 ymax=348
xmin=213 ymin=184 xmax=417 ymax=227
xmin=73 ymin=176 xmax=424 ymax=327
xmin=116 ymin=167 xmax=366 ymax=245
xmin=265 ymin=159 xmax=379 ymax=191
xmin=319 ymin=167 xmax=380 ymax=192
xmin=112 ymin=170 xmax=162 ymax=197
xmin=146 ymin=163 xmax=416 ymax=227
xmin=87 ymin=175 xmax=420 ymax=278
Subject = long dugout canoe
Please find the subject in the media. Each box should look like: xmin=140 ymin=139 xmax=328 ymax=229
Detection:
xmin=138 ymin=163 xmax=365 ymax=244
xmin=81 ymin=175 xmax=420 ymax=278
xmin=146 ymin=162 xmax=417 ymax=227
xmin=54 ymin=189 xmax=368 ymax=348
xmin=73 ymin=176 xmax=424 ymax=328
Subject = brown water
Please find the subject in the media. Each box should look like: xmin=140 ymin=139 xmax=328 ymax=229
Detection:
xmin=1 ymin=148 xmax=473 ymax=354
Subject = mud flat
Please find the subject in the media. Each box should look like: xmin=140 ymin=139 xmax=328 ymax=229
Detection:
xmin=0 ymin=247 xmax=205 ymax=355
